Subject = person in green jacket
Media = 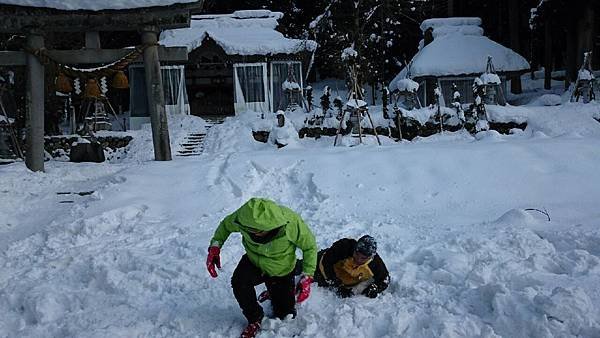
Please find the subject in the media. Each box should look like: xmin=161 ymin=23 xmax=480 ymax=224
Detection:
xmin=206 ymin=198 xmax=317 ymax=338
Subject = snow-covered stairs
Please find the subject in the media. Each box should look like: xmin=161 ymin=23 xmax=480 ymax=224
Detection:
xmin=176 ymin=116 xmax=226 ymax=157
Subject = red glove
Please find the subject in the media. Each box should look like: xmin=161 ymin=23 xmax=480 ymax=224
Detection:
xmin=296 ymin=275 xmax=313 ymax=303
xmin=206 ymin=246 xmax=221 ymax=278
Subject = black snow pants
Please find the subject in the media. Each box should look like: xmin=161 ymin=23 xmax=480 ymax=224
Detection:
xmin=231 ymin=255 xmax=296 ymax=323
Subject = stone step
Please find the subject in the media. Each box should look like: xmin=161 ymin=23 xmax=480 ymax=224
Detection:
xmin=177 ymin=152 xmax=203 ymax=157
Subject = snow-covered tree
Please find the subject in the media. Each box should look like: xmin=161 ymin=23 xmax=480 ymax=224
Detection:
xmin=309 ymin=0 xmax=426 ymax=87
xmin=451 ymin=83 xmax=465 ymax=124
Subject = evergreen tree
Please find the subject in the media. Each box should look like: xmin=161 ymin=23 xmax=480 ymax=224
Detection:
xmin=310 ymin=0 xmax=426 ymax=92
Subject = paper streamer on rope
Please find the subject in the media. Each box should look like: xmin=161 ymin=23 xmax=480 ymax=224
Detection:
xmin=100 ymin=77 xmax=108 ymax=95
xmin=74 ymin=78 xmax=81 ymax=95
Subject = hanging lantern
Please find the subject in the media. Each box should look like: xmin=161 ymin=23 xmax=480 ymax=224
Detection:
xmin=111 ymin=70 xmax=129 ymax=89
xmin=56 ymin=72 xmax=73 ymax=93
xmin=84 ymin=78 xmax=101 ymax=98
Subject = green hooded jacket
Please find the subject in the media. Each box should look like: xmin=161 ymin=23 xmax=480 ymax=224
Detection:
xmin=210 ymin=198 xmax=317 ymax=277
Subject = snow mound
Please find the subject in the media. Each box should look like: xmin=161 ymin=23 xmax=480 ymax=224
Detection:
xmin=474 ymin=129 xmax=504 ymax=142
xmin=201 ymin=114 xmax=274 ymax=154
xmin=493 ymin=208 xmax=537 ymax=226
xmin=534 ymin=287 xmax=599 ymax=336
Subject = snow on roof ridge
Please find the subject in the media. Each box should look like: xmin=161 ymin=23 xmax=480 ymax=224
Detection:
xmin=420 ymin=17 xmax=482 ymax=32
xmin=194 ymin=10 xmax=283 ymax=20
xmin=232 ymin=10 xmax=283 ymax=19
xmin=193 ymin=9 xmax=283 ymax=20
xmin=160 ymin=9 xmax=317 ymax=55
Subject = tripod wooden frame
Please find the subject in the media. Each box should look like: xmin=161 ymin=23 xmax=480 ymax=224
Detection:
xmin=333 ymin=65 xmax=381 ymax=146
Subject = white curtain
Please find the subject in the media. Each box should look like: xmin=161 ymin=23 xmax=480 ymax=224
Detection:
xmin=162 ymin=65 xmax=190 ymax=115
xmin=233 ymin=63 xmax=269 ymax=114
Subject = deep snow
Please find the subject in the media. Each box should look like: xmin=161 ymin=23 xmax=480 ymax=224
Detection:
xmin=1 ymin=99 xmax=600 ymax=337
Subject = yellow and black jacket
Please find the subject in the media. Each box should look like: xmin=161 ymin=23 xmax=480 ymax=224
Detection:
xmin=315 ymin=238 xmax=390 ymax=297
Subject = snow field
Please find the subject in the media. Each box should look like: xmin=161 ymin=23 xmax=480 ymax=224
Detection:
xmin=2 ymin=102 xmax=600 ymax=337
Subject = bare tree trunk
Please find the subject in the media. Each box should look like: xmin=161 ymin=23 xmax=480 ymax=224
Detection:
xmin=577 ymin=1 xmax=595 ymax=68
xmin=544 ymin=13 xmax=553 ymax=90
xmin=565 ymin=12 xmax=578 ymax=88
xmin=508 ymin=0 xmax=522 ymax=93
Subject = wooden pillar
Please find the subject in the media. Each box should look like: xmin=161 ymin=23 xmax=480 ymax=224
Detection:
xmin=141 ymin=26 xmax=172 ymax=161
xmin=25 ymin=33 xmax=45 ymax=172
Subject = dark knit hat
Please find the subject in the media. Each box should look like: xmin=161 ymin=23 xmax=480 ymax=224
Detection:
xmin=355 ymin=235 xmax=377 ymax=257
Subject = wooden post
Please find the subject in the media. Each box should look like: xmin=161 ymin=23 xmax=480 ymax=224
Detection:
xmin=25 ymin=33 xmax=45 ymax=172
xmin=142 ymin=27 xmax=172 ymax=161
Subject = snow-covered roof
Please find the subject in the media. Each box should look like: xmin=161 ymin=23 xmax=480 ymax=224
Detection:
xmin=160 ymin=10 xmax=318 ymax=56
xmin=393 ymin=17 xmax=529 ymax=82
xmin=0 ymin=0 xmax=199 ymax=11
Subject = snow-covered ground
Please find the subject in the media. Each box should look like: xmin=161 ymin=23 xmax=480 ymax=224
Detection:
xmin=2 ymin=97 xmax=600 ymax=337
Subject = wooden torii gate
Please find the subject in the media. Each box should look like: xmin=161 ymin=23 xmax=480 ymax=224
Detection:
xmin=0 ymin=1 xmax=203 ymax=172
